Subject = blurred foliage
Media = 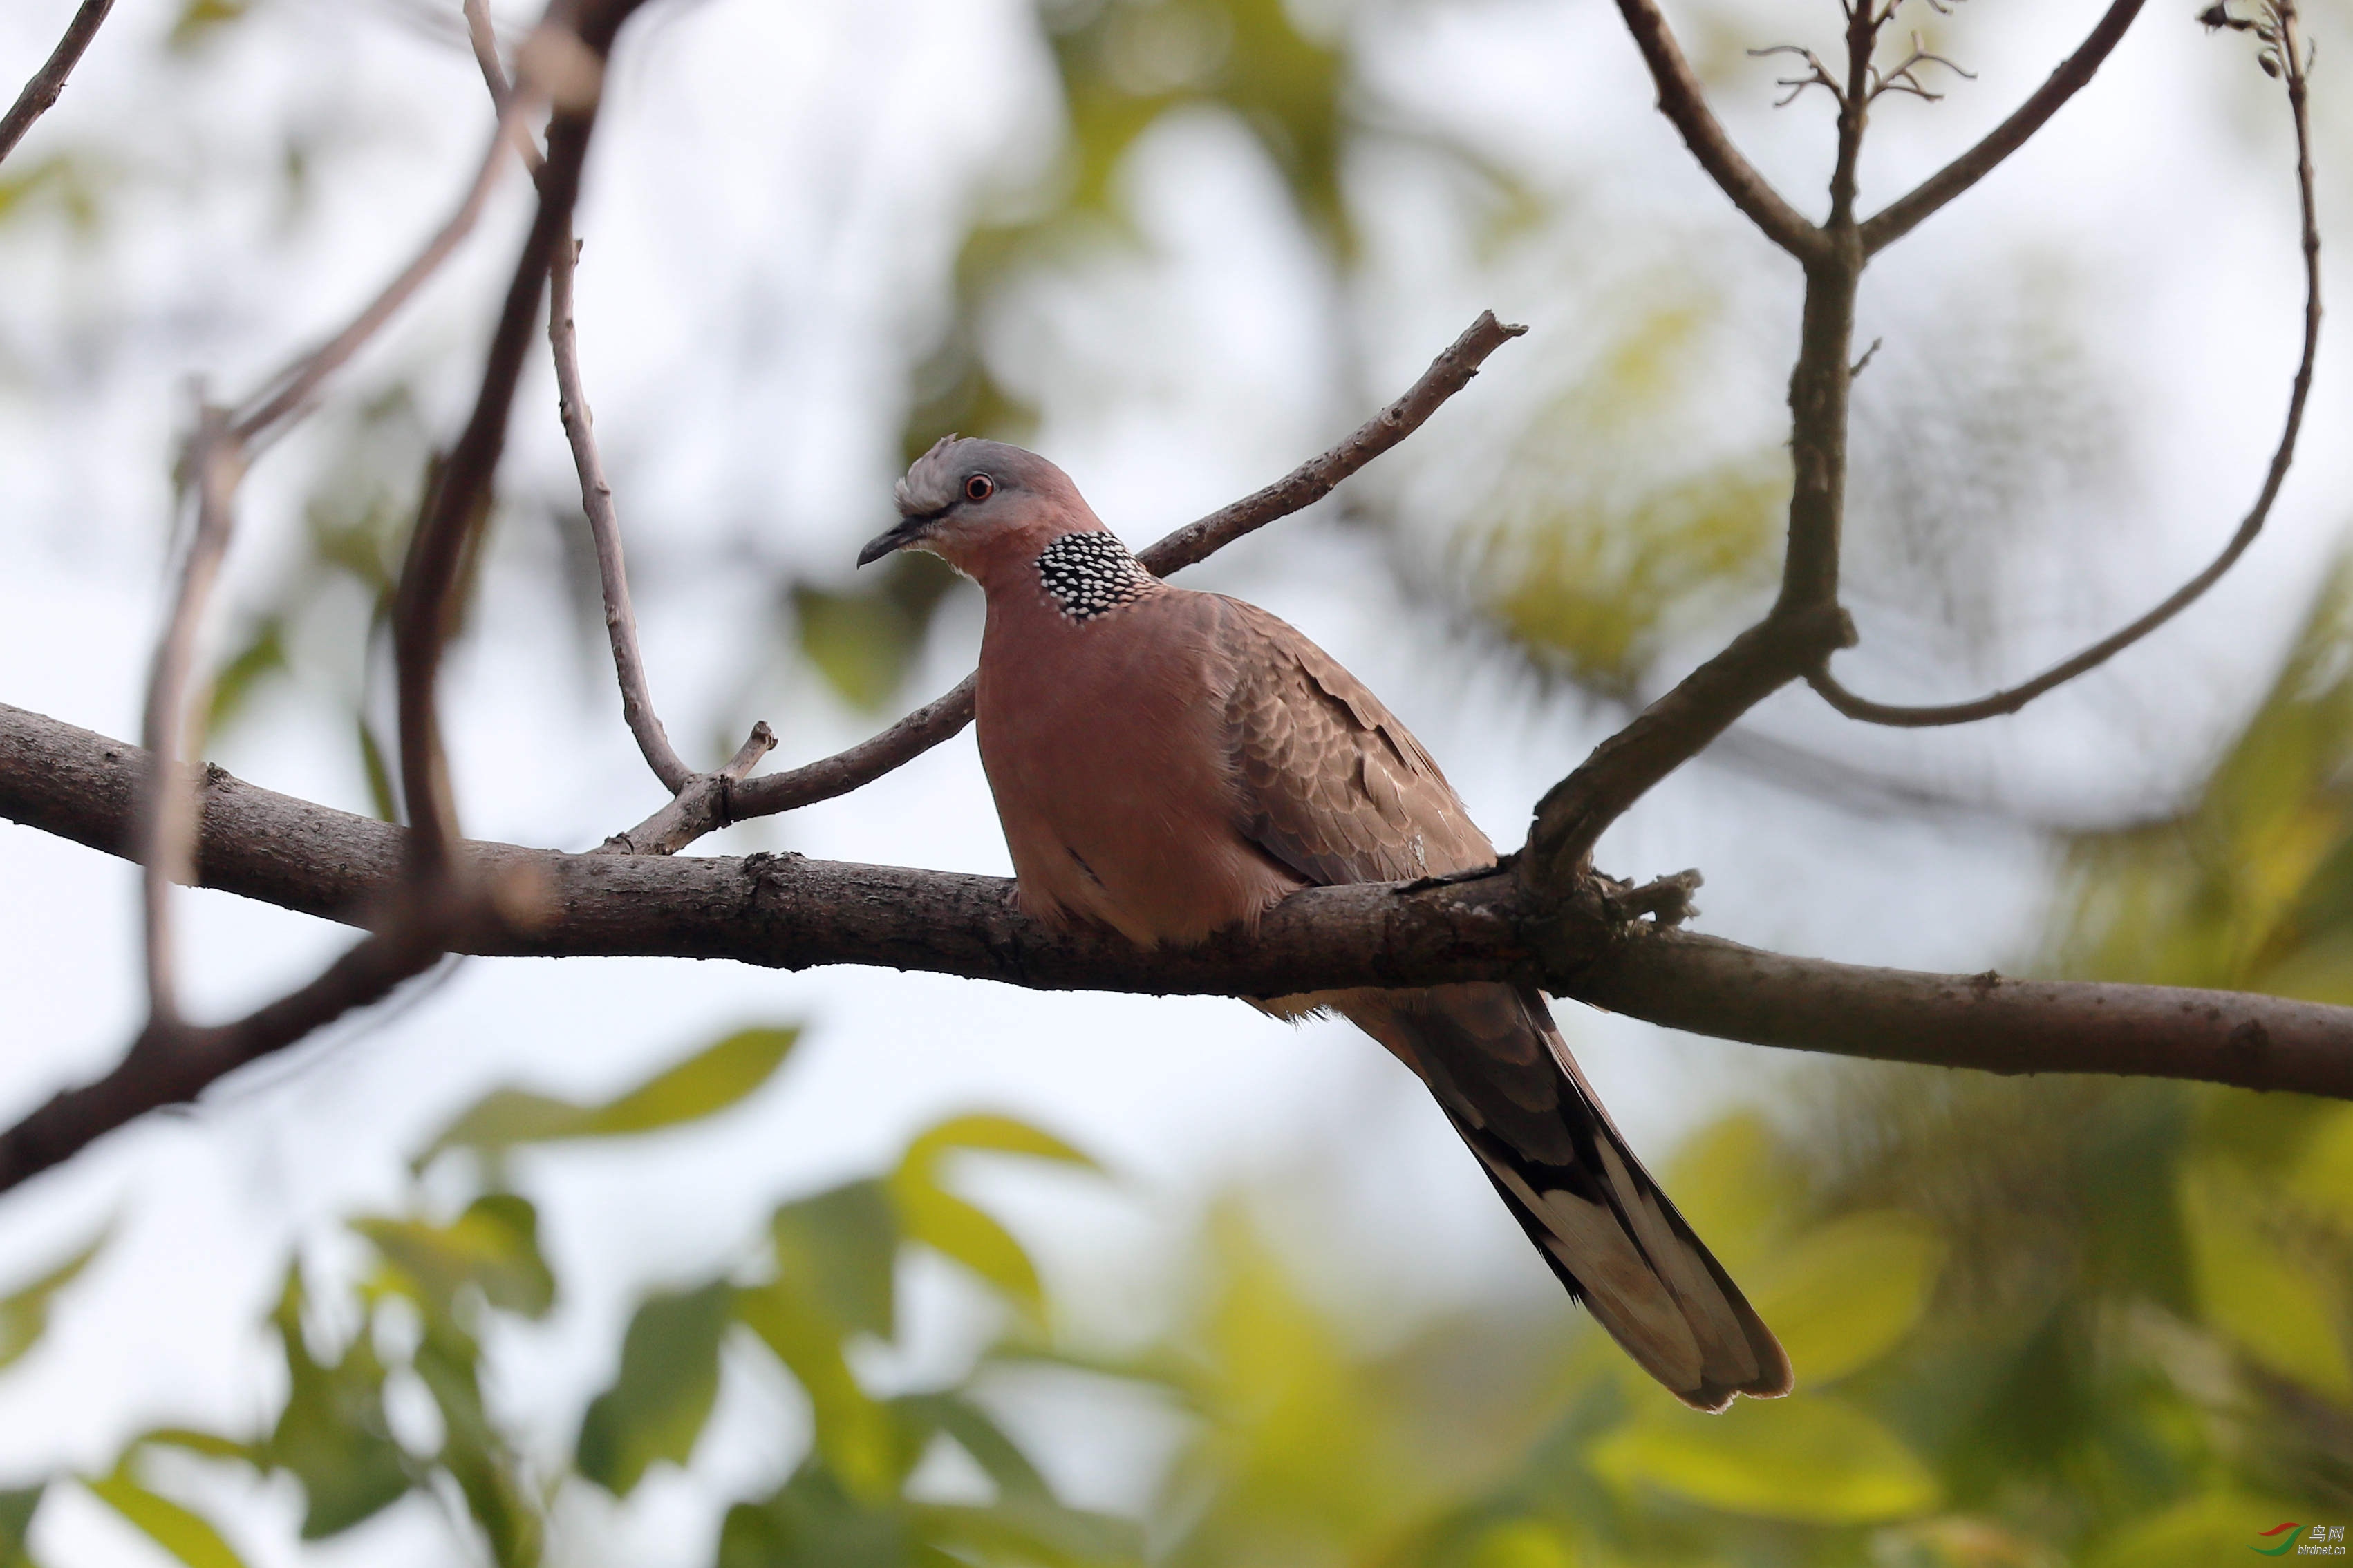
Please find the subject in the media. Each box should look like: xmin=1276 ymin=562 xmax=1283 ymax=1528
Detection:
xmin=1465 ymin=296 xmax=1786 ymax=696
xmin=2056 ymin=561 xmax=2353 ymax=1001
xmin=0 ymin=1021 xmax=1137 ymax=1566
xmin=19 ymin=553 xmax=2353 ymax=1556
xmin=0 ymin=1229 xmax=102 ymax=1376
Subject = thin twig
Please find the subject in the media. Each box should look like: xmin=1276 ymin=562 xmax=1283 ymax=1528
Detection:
xmin=391 ymin=7 xmax=646 ymax=870
xmin=0 ymin=0 xmax=115 ymax=169
xmin=1861 ymin=0 xmax=2146 ymax=254
xmin=1749 ymin=44 xmax=1844 ymax=110
xmin=594 ymin=721 xmax=775 ymax=856
xmin=466 ymin=0 xmax=548 ymax=176
xmin=135 ymin=408 xmax=243 ymax=1029
xmin=1812 ymin=0 xmax=2319 ymax=727
xmin=677 ymin=311 xmax=1528 ymax=846
xmin=1869 ymin=36 xmax=1976 ymax=104
xmin=229 ymin=98 xmax=532 ymax=446
xmin=1611 ymin=0 xmax=1825 ymax=260
xmin=550 ymin=234 xmax=694 ymax=791
xmin=471 ymin=1 xmax=742 ymax=805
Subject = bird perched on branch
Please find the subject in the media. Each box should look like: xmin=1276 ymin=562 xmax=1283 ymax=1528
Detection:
xmin=859 ymin=437 xmax=1790 ymax=1410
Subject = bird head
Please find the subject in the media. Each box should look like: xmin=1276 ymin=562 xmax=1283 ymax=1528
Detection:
xmin=857 ymin=437 xmax=1101 ymax=578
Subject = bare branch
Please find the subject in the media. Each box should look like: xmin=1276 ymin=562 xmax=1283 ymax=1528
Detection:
xmin=594 ymin=721 xmax=775 ymax=856
xmin=229 ymin=102 xmax=531 ymax=446
xmin=0 ymin=0 xmax=115 ymax=169
xmin=0 ymin=891 xmax=497 ymax=1195
xmin=1814 ymin=1 xmax=2318 ymax=727
xmin=1520 ymin=604 xmax=1855 ymax=890
xmin=1139 ymin=312 xmax=1528 ymax=575
xmin=463 ymin=0 xmax=544 ymax=172
xmin=697 ymin=311 xmax=1529 ymax=842
xmin=1748 ymin=44 xmax=1844 ymax=111
xmin=2 ymin=697 xmax=2347 ymax=1198
xmin=550 ymin=235 xmax=695 ymax=792
xmin=1860 ymin=0 xmax=2146 ymax=255
xmin=391 ymin=4 xmax=653 ymax=869
xmin=1577 ymin=926 xmax=2353 ymax=1096
xmin=1868 ymin=35 xmax=1976 ymax=104
xmin=1 ymin=0 xmax=668 ymax=1196
xmin=134 ymin=409 xmax=242 ymax=1028
xmin=1609 ymin=0 xmax=1825 ymax=258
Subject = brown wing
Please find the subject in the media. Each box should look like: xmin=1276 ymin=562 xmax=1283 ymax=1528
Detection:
xmin=1214 ymin=596 xmax=1492 ymax=886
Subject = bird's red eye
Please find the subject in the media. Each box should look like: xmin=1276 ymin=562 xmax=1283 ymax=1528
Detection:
xmin=964 ymin=474 xmax=995 ymax=503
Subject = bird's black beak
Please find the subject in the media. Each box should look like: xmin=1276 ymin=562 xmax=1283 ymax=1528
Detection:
xmin=856 ymin=515 xmax=935 ymax=568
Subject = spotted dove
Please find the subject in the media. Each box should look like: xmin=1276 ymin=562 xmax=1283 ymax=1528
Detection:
xmin=861 ymin=437 xmax=1791 ymax=1410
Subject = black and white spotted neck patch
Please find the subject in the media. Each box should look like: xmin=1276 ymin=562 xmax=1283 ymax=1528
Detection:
xmin=1036 ymin=530 xmax=1158 ymax=622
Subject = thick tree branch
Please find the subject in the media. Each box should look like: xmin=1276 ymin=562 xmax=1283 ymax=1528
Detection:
xmin=688 ymin=311 xmax=1528 ymax=841
xmin=1609 ymin=0 xmax=1824 ymax=259
xmin=1 ymin=698 xmax=2347 ymax=1199
xmin=0 ymin=0 xmax=115 ymax=169
xmin=1813 ymin=0 xmax=2317 ymax=726
xmin=1521 ymin=605 xmax=1854 ymax=889
xmin=1577 ymin=926 xmax=2353 ymax=1093
xmin=1860 ymin=0 xmax=2146 ymax=255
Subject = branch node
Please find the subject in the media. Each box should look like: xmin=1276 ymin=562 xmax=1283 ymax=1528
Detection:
xmin=1604 ymin=868 xmax=1705 ymax=927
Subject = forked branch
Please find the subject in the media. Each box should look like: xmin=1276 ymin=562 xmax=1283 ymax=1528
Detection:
xmin=1814 ymin=0 xmax=2318 ymax=726
xmin=1609 ymin=0 xmax=1825 ymax=259
xmin=1862 ymin=0 xmax=2146 ymax=254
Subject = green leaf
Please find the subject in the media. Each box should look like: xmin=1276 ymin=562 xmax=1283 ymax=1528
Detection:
xmin=888 ymin=1115 xmax=1098 ymax=1314
xmin=2287 ymin=1104 xmax=2353 ymax=1231
xmin=2083 ymin=1493 xmax=2318 ymax=1568
xmin=355 ymin=1194 xmax=554 ymax=1320
xmin=264 ymin=1268 xmax=413 ymax=1539
xmin=168 ymin=0 xmax=252 ymax=50
xmin=1588 ymin=1392 xmax=1940 ymax=1523
xmin=1458 ymin=1518 xmax=1578 ymax=1568
xmin=421 ymin=1026 xmax=800 ymax=1165
xmin=734 ymin=1281 xmax=903 ymax=1504
xmin=791 ymin=563 xmax=952 ymax=713
xmin=893 ymin=1183 xmax=1044 ymax=1317
xmin=2181 ymin=1161 xmax=2353 ymax=1395
xmin=771 ymin=1181 xmax=899 ymax=1341
xmin=896 ymin=1392 xmax=1051 ymax=1502
xmin=132 ymin=1430 xmax=257 ymax=1466
xmin=1665 ymin=1113 xmax=1804 ymax=1274
xmin=205 ymin=619 xmax=285 ymax=735
xmin=899 ymin=1113 xmax=1099 ymax=1176
xmin=576 ymin=1279 xmax=733 ymax=1495
xmin=85 ymin=1473 xmax=249 ymax=1568
xmin=915 ymin=1498 xmax=1146 ymax=1568
xmin=356 ymin=718 xmax=397 ymax=824
xmin=1747 ymin=1211 xmax=1946 ymax=1384
xmin=0 ymin=1227 xmax=107 ymax=1374
xmin=0 ymin=1486 xmax=40 ymax=1568
xmin=410 ymin=1318 xmax=540 ymax=1568
xmin=717 ymin=1461 xmax=936 ymax=1568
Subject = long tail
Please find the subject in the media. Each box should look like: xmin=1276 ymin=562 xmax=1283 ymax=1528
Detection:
xmin=1338 ymin=982 xmax=1790 ymax=1411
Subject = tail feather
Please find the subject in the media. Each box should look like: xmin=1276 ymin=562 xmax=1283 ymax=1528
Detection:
xmin=1338 ymin=982 xmax=1791 ymax=1412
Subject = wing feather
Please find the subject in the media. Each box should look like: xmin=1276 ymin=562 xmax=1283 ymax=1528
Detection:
xmin=1214 ymin=597 xmax=1490 ymax=885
